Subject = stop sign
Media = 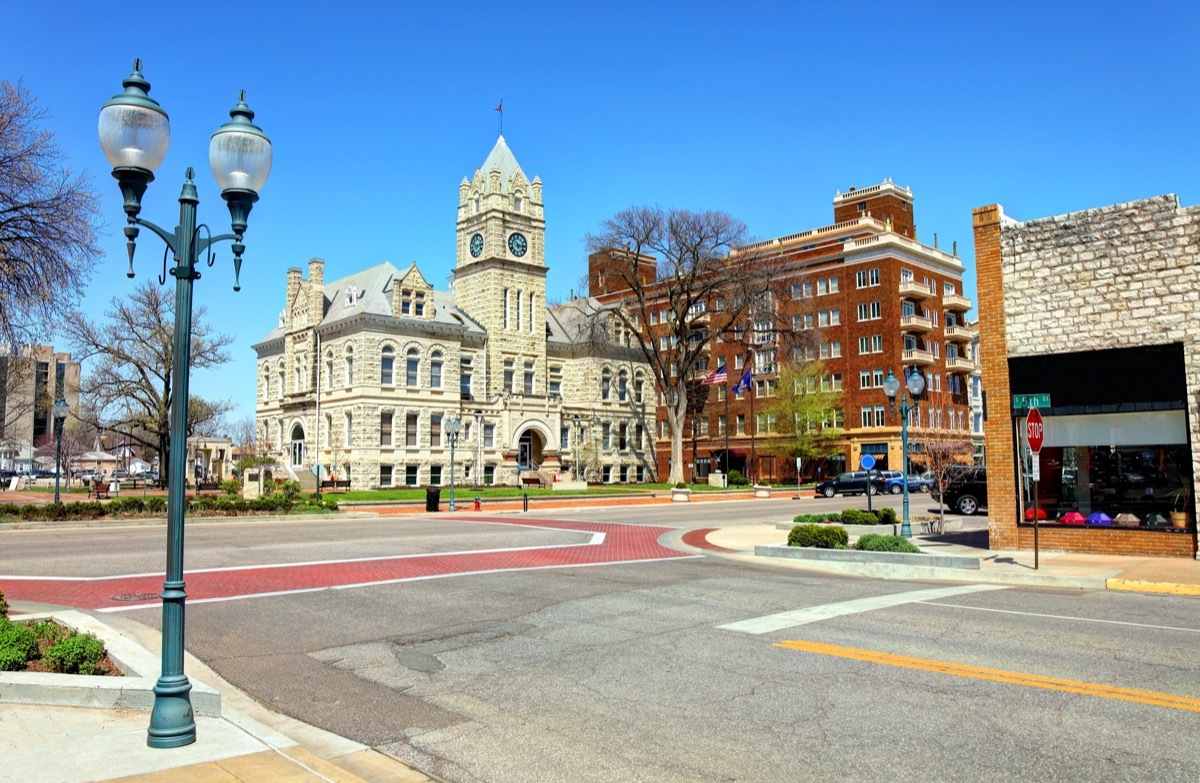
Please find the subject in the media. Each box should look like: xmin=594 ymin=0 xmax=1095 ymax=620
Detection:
xmin=1027 ymin=407 xmax=1044 ymax=453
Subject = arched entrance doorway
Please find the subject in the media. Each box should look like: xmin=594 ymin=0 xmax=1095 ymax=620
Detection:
xmin=290 ymin=423 xmax=306 ymax=469
xmin=517 ymin=429 xmax=545 ymax=470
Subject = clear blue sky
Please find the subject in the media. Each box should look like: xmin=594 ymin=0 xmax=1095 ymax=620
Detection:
xmin=4 ymin=1 xmax=1198 ymax=428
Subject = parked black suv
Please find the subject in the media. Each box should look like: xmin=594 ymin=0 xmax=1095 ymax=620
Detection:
xmin=931 ymin=466 xmax=988 ymax=515
xmin=815 ymin=470 xmax=887 ymax=498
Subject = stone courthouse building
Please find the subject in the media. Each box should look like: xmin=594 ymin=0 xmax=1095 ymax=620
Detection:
xmin=974 ymin=194 xmax=1199 ymax=559
xmin=254 ymin=137 xmax=654 ymax=489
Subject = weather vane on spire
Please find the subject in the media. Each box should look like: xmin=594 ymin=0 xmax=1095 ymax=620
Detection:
xmin=495 ymin=98 xmax=503 ymax=135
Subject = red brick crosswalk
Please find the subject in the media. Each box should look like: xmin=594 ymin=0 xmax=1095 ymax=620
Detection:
xmin=1 ymin=517 xmax=696 ymax=612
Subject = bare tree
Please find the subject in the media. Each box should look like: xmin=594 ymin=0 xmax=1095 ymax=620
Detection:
xmin=586 ymin=207 xmax=767 ymax=484
xmin=910 ymin=389 xmax=974 ymax=527
xmin=63 ymin=280 xmax=234 ymax=480
xmin=0 ymin=80 xmax=102 ymax=347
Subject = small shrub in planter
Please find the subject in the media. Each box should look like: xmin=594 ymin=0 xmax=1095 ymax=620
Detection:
xmin=108 ymin=497 xmax=145 ymax=515
xmin=877 ymin=507 xmax=897 ymax=526
xmin=794 ymin=512 xmax=842 ymax=525
xmin=0 ymin=588 xmax=8 ymax=617
xmin=840 ymin=509 xmax=881 ymax=525
xmin=787 ymin=524 xmax=849 ymax=549
xmin=220 ymin=478 xmax=241 ymax=496
xmin=727 ymin=469 xmax=750 ymax=487
xmin=853 ymin=534 xmax=921 ymax=553
xmin=43 ymin=631 xmax=107 ymax=675
xmin=146 ymin=496 xmax=167 ymax=514
xmin=674 ymin=482 xmax=687 ymax=490
xmin=0 ymin=617 xmax=38 ymax=671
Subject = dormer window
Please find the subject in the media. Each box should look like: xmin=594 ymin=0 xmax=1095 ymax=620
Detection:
xmin=414 ymin=291 xmax=425 ymax=317
xmin=514 ymin=196 xmax=523 ymax=212
xmin=345 ymin=285 xmax=358 ymax=306
xmin=473 ymin=198 xmax=480 ymax=214
xmin=401 ymin=289 xmax=412 ymax=315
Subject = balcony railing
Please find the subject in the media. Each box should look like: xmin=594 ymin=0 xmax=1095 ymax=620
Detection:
xmin=900 ymin=314 xmax=933 ymax=333
xmin=902 ymin=348 xmax=935 ymax=366
xmin=898 ymin=279 xmax=934 ymax=300
xmin=943 ymin=324 xmax=972 ymax=342
xmin=943 ymin=293 xmax=972 ymax=311
xmin=946 ymin=356 xmax=977 ymax=373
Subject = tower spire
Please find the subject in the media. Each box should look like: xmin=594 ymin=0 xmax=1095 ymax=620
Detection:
xmin=494 ymin=98 xmax=503 ymax=135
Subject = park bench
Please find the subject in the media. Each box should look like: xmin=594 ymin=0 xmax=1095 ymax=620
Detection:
xmin=520 ymin=475 xmax=545 ymax=489
xmin=92 ymin=482 xmax=111 ymax=500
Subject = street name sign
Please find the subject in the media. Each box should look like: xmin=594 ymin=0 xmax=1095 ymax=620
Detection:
xmin=1013 ymin=393 xmax=1051 ymax=410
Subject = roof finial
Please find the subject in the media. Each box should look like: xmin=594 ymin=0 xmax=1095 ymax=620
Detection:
xmin=494 ymin=98 xmax=503 ymax=136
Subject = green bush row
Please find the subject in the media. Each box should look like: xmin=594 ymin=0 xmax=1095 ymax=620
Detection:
xmin=853 ymin=534 xmax=922 ymax=554
xmin=1 ymin=492 xmax=337 ymax=522
xmin=0 ymin=615 xmax=109 ymax=674
xmin=792 ymin=507 xmax=898 ymax=526
xmin=727 ymin=469 xmax=751 ymax=486
xmin=787 ymin=524 xmax=849 ymax=549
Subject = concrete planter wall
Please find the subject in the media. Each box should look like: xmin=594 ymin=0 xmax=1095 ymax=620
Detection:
xmin=671 ymin=488 xmax=692 ymax=502
xmin=756 ymin=543 xmax=981 ymax=570
xmin=753 ymin=485 xmax=771 ymax=498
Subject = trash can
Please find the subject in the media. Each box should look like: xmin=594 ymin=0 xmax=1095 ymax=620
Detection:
xmin=425 ymin=485 xmax=441 ymax=512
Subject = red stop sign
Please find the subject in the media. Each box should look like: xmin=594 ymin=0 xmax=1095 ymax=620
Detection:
xmin=1027 ymin=408 xmax=1044 ymax=453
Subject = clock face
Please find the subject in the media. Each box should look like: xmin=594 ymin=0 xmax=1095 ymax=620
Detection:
xmin=508 ymin=232 xmax=528 ymax=257
xmin=470 ymin=233 xmax=483 ymax=258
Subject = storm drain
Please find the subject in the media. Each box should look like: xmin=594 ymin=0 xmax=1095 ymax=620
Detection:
xmin=111 ymin=593 xmax=160 ymax=602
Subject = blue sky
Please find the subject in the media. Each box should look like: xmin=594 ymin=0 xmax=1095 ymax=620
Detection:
xmin=4 ymin=1 xmax=1198 ymax=428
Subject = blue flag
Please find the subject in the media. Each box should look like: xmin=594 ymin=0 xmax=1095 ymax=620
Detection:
xmin=732 ymin=367 xmax=752 ymax=395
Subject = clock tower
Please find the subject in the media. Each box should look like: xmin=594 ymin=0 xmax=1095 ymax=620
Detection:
xmin=453 ymin=136 xmax=548 ymax=398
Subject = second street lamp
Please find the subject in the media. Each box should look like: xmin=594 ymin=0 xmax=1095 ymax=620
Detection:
xmin=882 ymin=367 xmax=926 ymax=539
xmin=446 ymin=417 xmax=462 ymax=511
xmin=52 ymin=396 xmax=69 ymax=503
xmin=98 ymin=60 xmax=271 ymax=749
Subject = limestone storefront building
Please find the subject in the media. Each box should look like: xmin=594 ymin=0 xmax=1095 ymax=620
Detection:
xmin=974 ymin=194 xmax=1199 ymax=559
xmin=254 ymin=137 xmax=654 ymax=489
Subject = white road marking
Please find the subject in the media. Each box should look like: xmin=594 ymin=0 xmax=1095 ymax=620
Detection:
xmin=718 ymin=584 xmax=1008 ymax=634
xmin=932 ymin=602 xmax=1200 ymax=634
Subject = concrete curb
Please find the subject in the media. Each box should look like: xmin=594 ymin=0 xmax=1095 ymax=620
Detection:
xmin=0 ymin=511 xmax=382 ymax=531
xmin=0 ymin=609 xmax=221 ymax=716
xmin=1106 ymin=578 xmax=1200 ymax=596
xmin=756 ymin=543 xmax=981 ymax=570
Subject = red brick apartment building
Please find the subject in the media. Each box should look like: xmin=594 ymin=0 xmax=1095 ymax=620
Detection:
xmin=591 ymin=180 xmax=975 ymax=483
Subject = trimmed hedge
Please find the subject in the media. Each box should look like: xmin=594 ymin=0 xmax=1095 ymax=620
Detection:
xmin=853 ymin=534 xmax=921 ymax=553
xmin=794 ymin=512 xmax=841 ymax=525
xmin=0 ymin=493 xmax=337 ymax=522
xmin=0 ymin=617 xmax=38 ymax=671
xmin=787 ymin=524 xmax=849 ymax=549
xmin=43 ymin=631 xmax=107 ymax=675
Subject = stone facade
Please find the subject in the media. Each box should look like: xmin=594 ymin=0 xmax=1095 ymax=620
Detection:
xmin=974 ymin=195 xmax=1200 ymax=558
xmin=254 ymin=138 xmax=654 ymax=489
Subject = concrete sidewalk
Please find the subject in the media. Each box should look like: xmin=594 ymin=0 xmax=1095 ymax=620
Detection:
xmin=0 ymin=609 xmax=440 ymax=783
xmin=703 ymin=523 xmax=1200 ymax=595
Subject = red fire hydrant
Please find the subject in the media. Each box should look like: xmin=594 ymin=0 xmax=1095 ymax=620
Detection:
xmin=473 ymin=496 xmax=481 ymax=511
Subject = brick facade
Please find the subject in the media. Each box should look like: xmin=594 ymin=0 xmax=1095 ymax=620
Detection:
xmin=593 ymin=181 xmax=974 ymax=483
xmin=973 ymin=195 xmax=1200 ymax=559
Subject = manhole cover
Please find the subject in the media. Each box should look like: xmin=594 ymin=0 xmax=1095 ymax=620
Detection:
xmin=111 ymin=593 xmax=160 ymax=602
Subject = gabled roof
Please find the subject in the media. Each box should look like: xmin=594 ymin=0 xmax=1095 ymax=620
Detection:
xmin=546 ymin=297 xmax=613 ymax=345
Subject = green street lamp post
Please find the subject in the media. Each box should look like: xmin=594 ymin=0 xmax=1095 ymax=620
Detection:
xmin=52 ymin=396 xmax=69 ymax=503
xmin=882 ymin=367 xmax=925 ymax=539
xmin=446 ymin=417 xmax=462 ymax=511
xmin=98 ymin=60 xmax=271 ymax=749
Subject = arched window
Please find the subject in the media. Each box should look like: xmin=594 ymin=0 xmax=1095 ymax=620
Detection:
xmin=324 ymin=350 xmax=334 ymax=390
xmin=634 ymin=372 xmax=645 ymax=404
xmin=430 ymin=350 xmax=443 ymax=389
xmin=618 ymin=370 xmax=628 ymax=402
xmin=344 ymin=345 xmax=354 ymax=386
xmin=406 ymin=348 xmax=420 ymax=386
xmin=262 ymin=366 xmax=271 ymax=401
xmin=380 ymin=346 xmax=395 ymax=386
xmin=601 ymin=368 xmax=612 ymax=401
xmin=294 ymin=356 xmax=305 ymax=393
xmin=276 ymin=360 xmax=285 ymax=398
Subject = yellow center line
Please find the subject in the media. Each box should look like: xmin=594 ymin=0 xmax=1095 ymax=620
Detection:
xmin=776 ymin=640 xmax=1200 ymax=713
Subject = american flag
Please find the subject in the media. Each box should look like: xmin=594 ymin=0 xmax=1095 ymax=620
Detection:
xmin=701 ymin=364 xmax=728 ymax=386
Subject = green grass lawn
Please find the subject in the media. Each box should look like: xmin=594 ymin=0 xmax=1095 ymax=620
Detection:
xmin=330 ymin=481 xmax=817 ymax=502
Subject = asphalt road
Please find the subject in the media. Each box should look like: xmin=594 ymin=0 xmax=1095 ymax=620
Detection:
xmin=2 ymin=501 xmax=1197 ymax=783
